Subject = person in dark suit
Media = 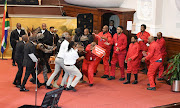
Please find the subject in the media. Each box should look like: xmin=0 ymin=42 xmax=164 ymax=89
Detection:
xmin=38 ymin=24 xmax=51 ymax=72
xmin=80 ymin=28 xmax=94 ymax=48
xmin=13 ymin=35 xmax=29 ymax=88
xmin=109 ymin=20 xmax=117 ymax=36
xmin=39 ymin=23 xmax=52 ymax=73
xmin=10 ymin=23 xmax=26 ymax=66
xmin=109 ymin=20 xmax=117 ymax=65
xmin=20 ymin=36 xmax=42 ymax=92
xmin=49 ymin=26 xmax=59 ymax=46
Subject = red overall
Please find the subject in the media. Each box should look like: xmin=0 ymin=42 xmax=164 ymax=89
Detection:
xmin=94 ymin=32 xmax=112 ymax=75
xmin=110 ymin=33 xmax=127 ymax=78
xmin=126 ymin=42 xmax=140 ymax=74
xmin=82 ymin=44 xmax=97 ymax=84
xmin=145 ymin=41 xmax=162 ymax=87
xmin=137 ymin=31 xmax=150 ymax=67
xmin=156 ymin=37 xmax=167 ymax=78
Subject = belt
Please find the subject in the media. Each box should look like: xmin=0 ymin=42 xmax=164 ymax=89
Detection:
xmin=64 ymin=64 xmax=73 ymax=66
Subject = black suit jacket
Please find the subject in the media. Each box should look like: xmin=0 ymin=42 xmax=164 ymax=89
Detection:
xmin=39 ymin=29 xmax=52 ymax=45
xmin=10 ymin=29 xmax=26 ymax=48
xmin=109 ymin=26 xmax=117 ymax=37
xmin=15 ymin=41 xmax=25 ymax=64
xmin=23 ymin=41 xmax=37 ymax=68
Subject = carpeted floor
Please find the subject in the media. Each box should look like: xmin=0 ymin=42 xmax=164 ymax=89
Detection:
xmin=0 ymin=60 xmax=180 ymax=108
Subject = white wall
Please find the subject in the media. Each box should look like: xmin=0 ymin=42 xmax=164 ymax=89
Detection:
xmin=120 ymin=0 xmax=180 ymax=39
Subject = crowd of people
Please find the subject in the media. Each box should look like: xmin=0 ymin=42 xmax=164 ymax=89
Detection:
xmin=11 ymin=20 xmax=166 ymax=92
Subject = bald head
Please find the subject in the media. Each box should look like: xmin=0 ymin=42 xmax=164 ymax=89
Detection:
xmin=16 ymin=23 xmax=21 ymax=30
xmin=148 ymin=36 xmax=154 ymax=44
xmin=22 ymin=35 xmax=29 ymax=42
xmin=157 ymin=32 xmax=162 ymax=39
xmin=42 ymin=23 xmax=47 ymax=30
xmin=102 ymin=25 xmax=109 ymax=33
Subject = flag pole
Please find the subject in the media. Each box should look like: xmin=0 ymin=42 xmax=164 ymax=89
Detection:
xmin=0 ymin=0 xmax=9 ymax=60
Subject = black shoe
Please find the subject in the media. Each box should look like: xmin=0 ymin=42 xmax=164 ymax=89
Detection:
xmin=20 ymin=88 xmax=29 ymax=92
xmin=132 ymin=80 xmax=138 ymax=84
xmin=94 ymin=71 xmax=98 ymax=76
xmin=123 ymin=80 xmax=130 ymax=84
xmin=157 ymin=78 xmax=164 ymax=81
xmin=147 ymin=87 xmax=156 ymax=91
xmin=16 ymin=85 xmax=21 ymax=88
xmin=66 ymin=85 xmax=77 ymax=92
xmin=59 ymin=85 xmax=66 ymax=90
xmin=46 ymin=85 xmax=53 ymax=89
xmin=38 ymin=83 xmax=43 ymax=88
xmin=29 ymin=78 xmax=36 ymax=84
xmin=12 ymin=63 xmax=16 ymax=66
xmin=101 ymin=75 xmax=109 ymax=78
xmin=107 ymin=76 xmax=115 ymax=80
xmin=147 ymin=83 xmax=156 ymax=86
xmin=119 ymin=78 xmax=125 ymax=81
xmin=13 ymin=82 xmax=17 ymax=85
xmin=89 ymin=84 xmax=93 ymax=87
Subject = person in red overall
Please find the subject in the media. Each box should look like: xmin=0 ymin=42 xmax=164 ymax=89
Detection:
xmin=108 ymin=26 xmax=127 ymax=81
xmin=123 ymin=36 xmax=140 ymax=84
xmin=82 ymin=42 xmax=97 ymax=87
xmin=156 ymin=32 xmax=167 ymax=81
xmin=137 ymin=24 xmax=150 ymax=73
xmin=142 ymin=36 xmax=162 ymax=91
xmin=92 ymin=25 xmax=112 ymax=78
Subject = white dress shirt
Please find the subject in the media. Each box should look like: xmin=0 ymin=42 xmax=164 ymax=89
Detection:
xmin=57 ymin=40 xmax=69 ymax=59
xmin=41 ymin=30 xmax=45 ymax=34
xmin=17 ymin=29 xmax=21 ymax=34
xmin=64 ymin=48 xmax=79 ymax=65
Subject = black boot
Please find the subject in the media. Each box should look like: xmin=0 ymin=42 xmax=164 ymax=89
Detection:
xmin=123 ymin=73 xmax=131 ymax=84
xmin=132 ymin=74 xmax=138 ymax=84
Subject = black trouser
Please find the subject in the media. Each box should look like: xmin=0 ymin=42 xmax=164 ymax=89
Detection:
xmin=21 ymin=65 xmax=40 ymax=89
xmin=13 ymin=60 xmax=23 ymax=85
xmin=12 ymin=48 xmax=16 ymax=64
xmin=45 ymin=54 xmax=51 ymax=72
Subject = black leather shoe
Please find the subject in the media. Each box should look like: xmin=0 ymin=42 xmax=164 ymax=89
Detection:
xmin=89 ymin=84 xmax=93 ymax=87
xmin=119 ymin=78 xmax=125 ymax=81
xmin=13 ymin=82 xmax=17 ymax=85
xmin=132 ymin=80 xmax=138 ymax=84
xmin=20 ymin=88 xmax=29 ymax=92
xmin=94 ymin=71 xmax=98 ymax=76
xmin=29 ymin=78 xmax=36 ymax=84
xmin=147 ymin=87 xmax=156 ymax=91
xmin=157 ymin=78 xmax=164 ymax=81
xmin=107 ymin=76 xmax=115 ymax=80
xmin=66 ymin=85 xmax=77 ymax=92
xmin=16 ymin=85 xmax=21 ymax=88
xmin=147 ymin=83 xmax=156 ymax=86
xmin=46 ymin=85 xmax=53 ymax=89
xmin=101 ymin=75 xmax=109 ymax=78
xmin=59 ymin=85 xmax=66 ymax=90
xmin=12 ymin=63 xmax=16 ymax=66
xmin=123 ymin=80 xmax=130 ymax=84
xmin=38 ymin=83 xmax=43 ymax=88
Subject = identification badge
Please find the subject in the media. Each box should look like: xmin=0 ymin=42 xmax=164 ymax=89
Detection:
xmin=115 ymin=43 xmax=118 ymax=46
xmin=90 ymin=57 xmax=92 ymax=61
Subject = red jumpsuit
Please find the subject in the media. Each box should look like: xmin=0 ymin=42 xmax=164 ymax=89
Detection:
xmin=126 ymin=42 xmax=140 ymax=74
xmin=94 ymin=32 xmax=112 ymax=75
xmin=156 ymin=37 xmax=167 ymax=78
xmin=82 ymin=44 xmax=97 ymax=84
xmin=145 ymin=41 xmax=162 ymax=87
xmin=110 ymin=33 xmax=127 ymax=78
xmin=137 ymin=31 xmax=150 ymax=68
